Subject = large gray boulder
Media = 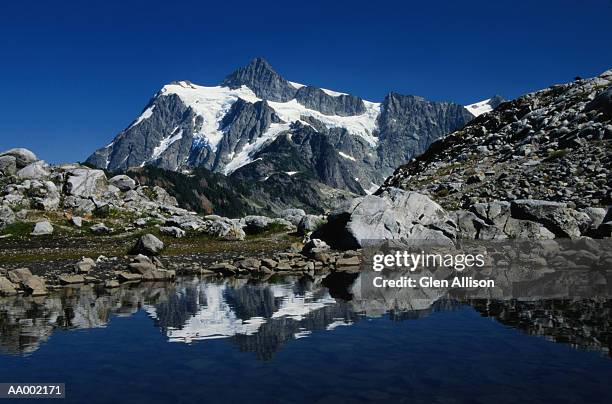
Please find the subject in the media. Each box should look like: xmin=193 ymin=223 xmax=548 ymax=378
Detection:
xmin=0 ymin=148 xmax=38 ymax=168
xmin=109 ymin=175 xmax=137 ymax=191
xmin=510 ymin=199 xmax=590 ymax=238
xmin=314 ymin=188 xmax=450 ymax=249
xmin=202 ymin=216 xmax=246 ymax=240
xmin=16 ymin=161 xmax=50 ymax=180
xmin=280 ymin=208 xmax=306 ymax=226
xmin=0 ymin=155 xmax=17 ymax=176
xmin=131 ymin=234 xmax=164 ymax=256
xmin=31 ymin=221 xmax=53 ymax=236
xmin=65 ymin=168 xmax=108 ymax=198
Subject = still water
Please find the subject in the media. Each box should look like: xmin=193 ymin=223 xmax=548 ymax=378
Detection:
xmin=0 ymin=276 xmax=610 ymax=403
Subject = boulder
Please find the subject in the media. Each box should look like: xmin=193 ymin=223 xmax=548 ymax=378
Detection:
xmin=503 ymin=218 xmax=556 ymax=240
xmin=581 ymin=207 xmax=607 ymax=230
xmin=21 ymin=275 xmax=47 ymax=296
xmin=90 ymin=223 xmax=111 ymax=234
xmin=302 ymin=238 xmax=330 ymax=255
xmin=58 ymin=274 xmax=85 ymax=285
xmin=74 ymin=257 xmax=96 ymax=274
xmin=65 ymin=168 xmax=108 ymax=198
xmin=71 ymin=216 xmax=83 ymax=227
xmin=0 ymin=148 xmax=38 ymax=168
xmin=131 ymin=234 xmax=164 ymax=256
xmin=510 ymin=199 xmax=589 ymax=238
xmin=0 ymin=206 xmax=16 ymax=228
xmin=16 ymin=161 xmax=50 ymax=180
xmin=242 ymin=215 xmax=272 ymax=233
xmin=0 ymin=276 xmax=18 ymax=296
xmin=586 ymin=86 xmax=612 ymax=117
xmin=203 ymin=217 xmax=245 ymax=241
xmin=314 ymin=188 xmax=450 ymax=249
xmin=7 ymin=268 xmax=32 ymax=284
xmin=297 ymin=215 xmax=325 ymax=235
xmin=280 ymin=208 xmax=306 ymax=226
xmin=141 ymin=269 xmax=175 ymax=281
xmin=159 ymin=226 xmax=186 ymax=238
xmin=109 ymin=175 xmax=137 ymax=191
xmin=31 ymin=220 xmax=53 ymax=236
xmin=0 ymin=155 xmax=17 ymax=176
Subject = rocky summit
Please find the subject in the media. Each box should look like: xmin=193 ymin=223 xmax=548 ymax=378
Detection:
xmin=381 ymin=70 xmax=612 ymax=210
xmin=85 ymin=58 xmax=479 ymax=212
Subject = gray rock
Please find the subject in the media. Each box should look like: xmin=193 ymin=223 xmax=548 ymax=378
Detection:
xmin=0 ymin=206 xmax=16 ymax=228
xmin=510 ymin=199 xmax=589 ymax=238
xmin=109 ymin=175 xmax=137 ymax=191
xmin=586 ymin=86 xmax=612 ymax=117
xmin=74 ymin=257 xmax=96 ymax=274
xmin=0 ymin=155 xmax=17 ymax=176
xmin=7 ymin=268 xmax=32 ymax=284
xmin=131 ymin=233 xmax=164 ymax=256
xmin=116 ymin=271 xmax=142 ymax=282
xmin=16 ymin=161 xmax=50 ymax=180
xmin=242 ymin=215 xmax=272 ymax=233
xmin=315 ymin=188 xmax=450 ymax=249
xmin=65 ymin=168 xmax=108 ymax=198
xmin=71 ymin=216 xmax=83 ymax=227
xmin=297 ymin=215 xmax=325 ymax=235
xmin=90 ymin=223 xmax=111 ymax=234
xmin=280 ymin=208 xmax=306 ymax=226
xmin=21 ymin=275 xmax=47 ymax=296
xmin=58 ymin=274 xmax=85 ymax=285
xmin=159 ymin=226 xmax=186 ymax=238
xmin=503 ymin=218 xmax=556 ymax=240
xmin=0 ymin=148 xmax=38 ymax=168
xmin=31 ymin=221 xmax=53 ymax=236
xmin=581 ymin=207 xmax=607 ymax=230
xmin=0 ymin=276 xmax=18 ymax=296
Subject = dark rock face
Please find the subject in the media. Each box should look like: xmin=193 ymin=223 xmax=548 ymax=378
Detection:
xmin=220 ymin=57 xmax=297 ymax=102
xmin=213 ymin=99 xmax=281 ymax=168
xmin=87 ymin=94 xmax=197 ymax=171
xmin=294 ymin=86 xmax=366 ymax=116
xmin=376 ymin=93 xmax=474 ymax=174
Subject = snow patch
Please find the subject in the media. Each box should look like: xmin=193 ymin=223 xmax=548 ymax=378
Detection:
xmin=285 ymin=171 xmax=298 ymax=176
xmin=151 ymin=130 xmax=183 ymax=161
xmin=321 ymin=88 xmax=348 ymax=97
xmin=288 ymin=81 xmax=305 ymax=89
xmin=222 ymin=123 xmax=291 ymax=174
xmin=465 ymin=98 xmax=494 ymax=117
xmin=128 ymin=105 xmax=155 ymax=130
xmin=338 ymin=151 xmax=356 ymax=161
xmin=161 ymin=82 xmax=260 ymax=151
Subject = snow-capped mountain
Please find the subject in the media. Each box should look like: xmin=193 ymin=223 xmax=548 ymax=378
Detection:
xmin=87 ymin=58 xmax=476 ymax=197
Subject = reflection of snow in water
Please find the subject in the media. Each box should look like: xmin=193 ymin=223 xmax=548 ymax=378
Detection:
xmin=144 ymin=281 xmax=341 ymax=344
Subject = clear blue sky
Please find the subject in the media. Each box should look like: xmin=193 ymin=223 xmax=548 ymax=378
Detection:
xmin=1 ymin=0 xmax=611 ymax=163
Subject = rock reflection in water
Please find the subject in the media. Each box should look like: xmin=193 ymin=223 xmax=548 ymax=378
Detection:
xmin=0 ymin=275 xmax=610 ymax=359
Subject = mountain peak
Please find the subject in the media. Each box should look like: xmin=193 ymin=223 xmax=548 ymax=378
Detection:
xmin=220 ymin=57 xmax=297 ymax=102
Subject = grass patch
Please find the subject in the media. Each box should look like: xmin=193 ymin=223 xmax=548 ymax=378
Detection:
xmin=0 ymin=221 xmax=33 ymax=237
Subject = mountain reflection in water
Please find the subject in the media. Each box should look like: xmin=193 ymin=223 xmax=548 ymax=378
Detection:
xmin=0 ymin=275 xmax=610 ymax=359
